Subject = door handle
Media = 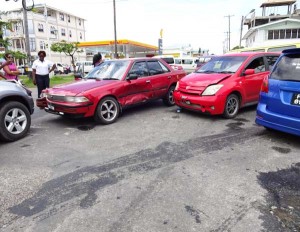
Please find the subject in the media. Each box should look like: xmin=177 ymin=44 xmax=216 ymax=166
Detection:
xmin=146 ymin=80 xmax=151 ymax=83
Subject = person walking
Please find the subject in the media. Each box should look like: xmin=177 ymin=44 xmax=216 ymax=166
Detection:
xmin=2 ymin=53 xmax=20 ymax=80
xmin=32 ymin=50 xmax=56 ymax=98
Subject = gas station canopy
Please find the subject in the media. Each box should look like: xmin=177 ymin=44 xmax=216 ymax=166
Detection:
xmin=78 ymin=39 xmax=158 ymax=58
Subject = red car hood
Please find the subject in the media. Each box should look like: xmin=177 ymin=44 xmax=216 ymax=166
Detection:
xmin=180 ymin=72 xmax=232 ymax=87
xmin=47 ymin=79 xmax=116 ymax=95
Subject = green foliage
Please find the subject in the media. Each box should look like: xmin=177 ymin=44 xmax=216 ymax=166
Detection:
xmin=19 ymin=75 xmax=75 ymax=88
xmin=232 ymin=46 xmax=244 ymax=50
xmin=50 ymin=40 xmax=83 ymax=72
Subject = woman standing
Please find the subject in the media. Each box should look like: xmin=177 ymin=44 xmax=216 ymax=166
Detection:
xmin=2 ymin=53 xmax=20 ymax=80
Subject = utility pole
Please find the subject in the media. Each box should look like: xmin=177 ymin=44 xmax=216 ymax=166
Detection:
xmin=113 ymin=0 xmax=118 ymax=59
xmin=23 ymin=0 xmax=31 ymax=66
xmin=224 ymin=15 xmax=234 ymax=51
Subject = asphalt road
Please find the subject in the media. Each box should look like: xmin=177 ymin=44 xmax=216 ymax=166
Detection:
xmin=0 ymin=89 xmax=300 ymax=232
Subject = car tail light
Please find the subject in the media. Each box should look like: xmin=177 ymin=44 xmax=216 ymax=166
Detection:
xmin=261 ymin=76 xmax=269 ymax=93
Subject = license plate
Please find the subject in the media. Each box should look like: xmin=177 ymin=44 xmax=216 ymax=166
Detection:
xmin=291 ymin=93 xmax=300 ymax=106
xmin=48 ymin=104 xmax=54 ymax=110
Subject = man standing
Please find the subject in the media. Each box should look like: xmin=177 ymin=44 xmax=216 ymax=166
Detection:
xmin=32 ymin=50 xmax=56 ymax=98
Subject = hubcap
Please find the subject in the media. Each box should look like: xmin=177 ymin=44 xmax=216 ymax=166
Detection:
xmin=227 ymin=97 xmax=238 ymax=115
xmin=169 ymin=89 xmax=174 ymax=104
xmin=4 ymin=108 xmax=27 ymax=134
xmin=100 ymin=100 xmax=118 ymax=121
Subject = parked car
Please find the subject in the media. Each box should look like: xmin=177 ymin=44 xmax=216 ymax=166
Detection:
xmin=36 ymin=58 xmax=186 ymax=124
xmin=75 ymin=61 xmax=94 ymax=75
xmin=174 ymin=57 xmax=199 ymax=73
xmin=256 ymin=48 xmax=300 ymax=136
xmin=54 ymin=62 xmax=64 ymax=75
xmin=174 ymin=52 xmax=279 ymax=118
xmin=0 ymin=80 xmax=34 ymax=142
xmin=195 ymin=55 xmax=216 ymax=71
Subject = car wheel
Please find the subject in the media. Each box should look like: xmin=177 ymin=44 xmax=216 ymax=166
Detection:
xmin=0 ymin=101 xmax=31 ymax=142
xmin=163 ymin=85 xmax=176 ymax=106
xmin=94 ymin=97 xmax=120 ymax=124
xmin=223 ymin=94 xmax=240 ymax=119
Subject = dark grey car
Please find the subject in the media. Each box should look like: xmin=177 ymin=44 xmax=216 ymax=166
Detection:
xmin=0 ymin=80 xmax=34 ymax=142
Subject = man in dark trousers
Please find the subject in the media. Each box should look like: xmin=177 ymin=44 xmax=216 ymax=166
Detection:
xmin=32 ymin=51 xmax=56 ymax=98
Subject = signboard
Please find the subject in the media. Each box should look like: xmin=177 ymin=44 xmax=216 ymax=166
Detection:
xmin=158 ymin=38 xmax=163 ymax=55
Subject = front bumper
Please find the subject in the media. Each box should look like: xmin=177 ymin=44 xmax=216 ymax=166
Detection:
xmin=36 ymin=97 xmax=93 ymax=117
xmin=173 ymin=91 xmax=225 ymax=115
xmin=256 ymin=102 xmax=300 ymax=136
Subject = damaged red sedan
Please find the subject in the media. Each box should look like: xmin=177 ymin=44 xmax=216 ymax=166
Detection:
xmin=37 ymin=58 xmax=186 ymax=124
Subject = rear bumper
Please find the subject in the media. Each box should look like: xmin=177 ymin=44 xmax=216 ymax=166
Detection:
xmin=173 ymin=91 xmax=225 ymax=115
xmin=256 ymin=102 xmax=300 ymax=136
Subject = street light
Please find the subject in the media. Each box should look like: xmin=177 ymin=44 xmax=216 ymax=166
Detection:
xmin=239 ymin=9 xmax=255 ymax=48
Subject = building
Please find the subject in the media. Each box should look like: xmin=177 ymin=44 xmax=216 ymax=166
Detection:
xmin=1 ymin=4 xmax=86 ymax=65
xmin=242 ymin=0 xmax=300 ymax=48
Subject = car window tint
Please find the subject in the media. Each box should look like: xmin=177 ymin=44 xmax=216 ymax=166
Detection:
xmin=130 ymin=62 xmax=149 ymax=78
xmin=266 ymin=55 xmax=279 ymax=70
xmin=271 ymin=54 xmax=300 ymax=81
xmin=246 ymin=57 xmax=265 ymax=73
xmin=147 ymin=61 xmax=165 ymax=75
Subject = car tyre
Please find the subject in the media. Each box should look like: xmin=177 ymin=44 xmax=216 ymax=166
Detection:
xmin=0 ymin=101 xmax=31 ymax=142
xmin=163 ymin=85 xmax=175 ymax=106
xmin=94 ymin=97 xmax=120 ymax=124
xmin=223 ymin=94 xmax=240 ymax=119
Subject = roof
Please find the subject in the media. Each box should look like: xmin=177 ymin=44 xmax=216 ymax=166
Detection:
xmin=79 ymin=39 xmax=158 ymax=54
xmin=260 ymin=0 xmax=296 ymax=7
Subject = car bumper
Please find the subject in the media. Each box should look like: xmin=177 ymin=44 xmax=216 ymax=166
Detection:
xmin=36 ymin=97 xmax=94 ymax=117
xmin=256 ymin=102 xmax=300 ymax=136
xmin=173 ymin=91 xmax=225 ymax=115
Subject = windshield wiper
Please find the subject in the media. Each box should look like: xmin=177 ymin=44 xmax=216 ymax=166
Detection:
xmin=217 ymin=71 xmax=235 ymax=74
xmin=197 ymin=70 xmax=215 ymax=73
xmin=102 ymin=77 xmax=119 ymax=80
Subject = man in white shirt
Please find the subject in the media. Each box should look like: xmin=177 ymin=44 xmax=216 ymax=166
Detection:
xmin=32 ymin=50 xmax=56 ymax=98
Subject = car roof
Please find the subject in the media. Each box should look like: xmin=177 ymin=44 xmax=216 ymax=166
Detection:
xmin=223 ymin=52 xmax=280 ymax=57
xmin=282 ymin=48 xmax=300 ymax=54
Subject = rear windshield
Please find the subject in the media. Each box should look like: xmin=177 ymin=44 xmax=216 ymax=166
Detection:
xmin=161 ymin=57 xmax=174 ymax=64
xmin=271 ymin=54 xmax=300 ymax=81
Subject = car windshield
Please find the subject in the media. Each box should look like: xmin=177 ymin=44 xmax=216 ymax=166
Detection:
xmin=196 ymin=56 xmax=247 ymax=73
xmin=271 ymin=54 xmax=300 ymax=81
xmin=85 ymin=60 xmax=130 ymax=80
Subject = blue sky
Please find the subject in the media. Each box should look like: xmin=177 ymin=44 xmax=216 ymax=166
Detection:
xmin=2 ymin=0 xmax=297 ymax=54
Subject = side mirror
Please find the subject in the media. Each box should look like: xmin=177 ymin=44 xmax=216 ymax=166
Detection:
xmin=74 ymin=72 xmax=83 ymax=80
xmin=244 ymin=69 xmax=255 ymax=76
xmin=127 ymin=73 xmax=138 ymax=80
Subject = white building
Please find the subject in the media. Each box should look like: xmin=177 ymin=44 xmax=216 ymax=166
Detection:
xmin=2 ymin=4 xmax=87 ymax=65
xmin=242 ymin=0 xmax=300 ymax=49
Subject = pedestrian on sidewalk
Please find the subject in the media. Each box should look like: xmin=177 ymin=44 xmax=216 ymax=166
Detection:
xmin=32 ymin=50 xmax=56 ymax=98
xmin=2 ymin=53 xmax=20 ymax=80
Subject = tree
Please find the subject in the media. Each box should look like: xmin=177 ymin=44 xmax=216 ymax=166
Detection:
xmin=232 ymin=45 xmax=244 ymax=50
xmin=50 ymin=40 xmax=83 ymax=73
xmin=0 ymin=20 xmax=12 ymax=53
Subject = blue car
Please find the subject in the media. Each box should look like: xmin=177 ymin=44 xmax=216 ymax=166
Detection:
xmin=256 ymin=48 xmax=300 ymax=136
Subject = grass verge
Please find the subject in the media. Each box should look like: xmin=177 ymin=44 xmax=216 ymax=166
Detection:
xmin=19 ymin=75 xmax=75 ymax=88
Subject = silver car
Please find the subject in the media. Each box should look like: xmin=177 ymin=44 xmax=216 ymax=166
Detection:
xmin=0 ymin=80 xmax=34 ymax=142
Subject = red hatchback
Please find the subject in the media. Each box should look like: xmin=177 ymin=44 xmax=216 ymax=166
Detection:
xmin=174 ymin=52 xmax=279 ymax=118
xmin=37 ymin=58 xmax=186 ymax=124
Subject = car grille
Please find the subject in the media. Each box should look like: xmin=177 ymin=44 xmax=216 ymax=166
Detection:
xmin=47 ymin=94 xmax=65 ymax=102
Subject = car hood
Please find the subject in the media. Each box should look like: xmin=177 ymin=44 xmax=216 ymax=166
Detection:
xmin=180 ymin=72 xmax=232 ymax=86
xmin=48 ymin=79 xmax=117 ymax=95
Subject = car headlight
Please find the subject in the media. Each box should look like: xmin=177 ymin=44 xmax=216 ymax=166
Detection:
xmin=40 ymin=92 xmax=49 ymax=98
xmin=202 ymin=84 xmax=223 ymax=96
xmin=64 ymin=96 xmax=90 ymax=103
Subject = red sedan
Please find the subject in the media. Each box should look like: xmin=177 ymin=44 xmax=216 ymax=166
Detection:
xmin=174 ymin=52 xmax=279 ymax=118
xmin=37 ymin=58 xmax=186 ymax=124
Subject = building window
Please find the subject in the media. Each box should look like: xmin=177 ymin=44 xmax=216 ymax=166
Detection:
xmin=268 ymin=28 xmax=300 ymax=40
xmin=29 ymin=38 xmax=36 ymax=52
xmin=16 ymin=39 xmax=22 ymax=49
xmin=78 ymin=19 xmax=81 ymax=26
xmin=61 ymin=28 xmax=66 ymax=36
xmin=59 ymin=13 xmax=64 ymax=21
xmin=80 ymin=32 xmax=82 ymax=39
xmin=38 ymin=23 xmax=44 ymax=32
xmin=39 ymin=41 xmax=46 ymax=50
xmin=50 ymin=26 xmax=56 ymax=35
xmin=69 ymin=30 xmax=72 ymax=38
xmin=67 ymin=15 xmax=70 ymax=23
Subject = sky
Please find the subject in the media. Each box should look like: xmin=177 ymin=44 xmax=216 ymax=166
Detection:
xmin=2 ymin=0 xmax=298 ymax=54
